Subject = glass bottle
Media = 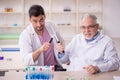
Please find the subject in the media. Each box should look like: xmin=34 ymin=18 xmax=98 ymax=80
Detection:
xmin=0 ymin=48 xmax=4 ymax=60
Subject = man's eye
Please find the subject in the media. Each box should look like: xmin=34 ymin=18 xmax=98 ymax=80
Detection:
xmin=33 ymin=20 xmax=37 ymax=23
xmin=89 ymin=26 xmax=93 ymax=28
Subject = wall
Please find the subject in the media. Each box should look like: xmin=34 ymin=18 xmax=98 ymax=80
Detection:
xmin=103 ymin=0 xmax=120 ymax=38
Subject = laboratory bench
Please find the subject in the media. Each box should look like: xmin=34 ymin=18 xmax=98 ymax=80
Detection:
xmin=0 ymin=70 xmax=120 ymax=80
xmin=0 ymin=52 xmax=25 ymax=71
xmin=0 ymin=49 xmax=120 ymax=80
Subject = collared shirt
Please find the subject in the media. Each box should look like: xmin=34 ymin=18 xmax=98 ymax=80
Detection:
xmin=85 ymin=32 xmax=100 ymax=42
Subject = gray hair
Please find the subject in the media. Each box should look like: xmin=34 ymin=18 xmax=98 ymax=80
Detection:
xmin=81 ymin=13 xmax=97 ymax=24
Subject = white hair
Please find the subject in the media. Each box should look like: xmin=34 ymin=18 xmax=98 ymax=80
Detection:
xmin=81 ymin=13 xmax=97 ymax=24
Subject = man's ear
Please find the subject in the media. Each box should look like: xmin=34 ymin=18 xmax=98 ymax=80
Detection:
xmin=96 ymin=24 xmax=99 ymax=29
xmin=44 ymin=15 xmax=46 ymax=19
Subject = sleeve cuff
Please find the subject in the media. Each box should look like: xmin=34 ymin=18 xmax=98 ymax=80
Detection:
xmin=58 ymin=53 xmax=65 ymax=58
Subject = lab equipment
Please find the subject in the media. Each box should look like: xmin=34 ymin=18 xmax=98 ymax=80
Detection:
xmin=49 ymin=37 xmax=53 ymax=43
xmin=4 ymin=8 xmax=13 ymax=12
xmin=54 ymin=34 xmax=64 ymax=53
xmin=13 ymin=23 xmax=18 ymax=27
xmin=49 ymin=26 xmax=64 ymax=53
xmin=25 ymin=66 xmax=54 ymax=80
xmin=54 ymin=65 xmax=66 ymax=71
xmin=1 ymin=48 xmax=20 ymax=52
xmin=0 ymin=48 xmax=4 ymax=60
xmin=63 ymin=6 xmax=71 ymax=12
xmin=66 ymin=77 xmax=75 ymax=80
xmin=0 ymin=71 xmax=5 ymax=80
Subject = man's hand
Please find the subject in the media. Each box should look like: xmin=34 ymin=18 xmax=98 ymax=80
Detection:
xmin=56 ymin=42 xmax=64 ymax=53
xmin=33 ymin=42 xmax=50 ymax=62
xmin=40 ymin=42 xmax=50 ymax=52
xmin=83 ymin=65 xmax=99 ymax=74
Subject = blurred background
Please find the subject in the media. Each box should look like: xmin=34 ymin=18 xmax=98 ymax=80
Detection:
xmin=0 ymin=0 xmax=120 ymax=70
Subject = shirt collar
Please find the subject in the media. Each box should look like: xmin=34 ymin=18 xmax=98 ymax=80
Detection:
xmin=85 ymin=31 xmax=100 ymax=43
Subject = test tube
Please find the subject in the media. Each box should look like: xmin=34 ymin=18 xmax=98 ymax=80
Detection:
xmin=25 ymin=66 xmax=30 ymax=80
xmin=49 ymin=37 xmax=53 ymax=43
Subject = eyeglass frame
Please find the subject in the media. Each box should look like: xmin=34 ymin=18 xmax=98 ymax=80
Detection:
xmin=80 ymin=24 xmax=97 ymax=30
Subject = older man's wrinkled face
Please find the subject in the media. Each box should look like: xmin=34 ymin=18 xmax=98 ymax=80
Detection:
xmin=81 ymin=17 xmax=99 ymax=40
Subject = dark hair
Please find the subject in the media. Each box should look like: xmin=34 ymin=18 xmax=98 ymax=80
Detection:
xmin=29 ymin=5 xmax=45 ymax=18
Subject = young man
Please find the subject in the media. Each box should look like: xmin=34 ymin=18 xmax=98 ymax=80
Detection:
xmin=57 ymin=14 xmax=120 ymax=74
xmin=19 ymin=5 xmax=64 ymax=66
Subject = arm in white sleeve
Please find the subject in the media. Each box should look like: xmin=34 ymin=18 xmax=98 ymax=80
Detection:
xmin=19 ymin=32 xmax=38 ymax=66
xmin=58 ymin=38 xmax=75 ymax=64
xmin=59 ymin=52 xmax=70 ymax=64
xmin=97 ymin=40 xmax=120 ymax=72
xmin=57 ymin=46 xmax=70 ymax=64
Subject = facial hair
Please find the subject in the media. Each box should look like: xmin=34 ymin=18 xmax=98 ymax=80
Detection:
xmin=37 ymin=26 xmax=44 ymax=31
xmin=35 ymin=25 xmax=44 ymax=35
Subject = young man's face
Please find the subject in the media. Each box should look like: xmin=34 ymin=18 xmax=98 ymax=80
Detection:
xmin=30 ymin=15 xmax=45 ymax=32
xmin=81 ymin=17 xmax=99 ymax=39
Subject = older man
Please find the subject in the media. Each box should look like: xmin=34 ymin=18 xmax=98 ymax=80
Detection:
xmin=57 ymin=14 xmax=120 ymax=74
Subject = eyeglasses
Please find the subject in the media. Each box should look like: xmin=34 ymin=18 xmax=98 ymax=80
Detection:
xmin=80 ymin=24 xmax=97 ymax=30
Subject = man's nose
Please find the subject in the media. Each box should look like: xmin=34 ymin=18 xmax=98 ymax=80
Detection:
xmin=84 ymin=27 xmax=90 ymax=32
xmin=36 ymin=22 xmax=41 ymax=26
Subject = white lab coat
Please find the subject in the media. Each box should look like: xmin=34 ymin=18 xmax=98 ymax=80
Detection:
xmin=19 ymin=22 xmax=64 ymax=66
xmin=60 ymin=33 xmax=120 ymax=72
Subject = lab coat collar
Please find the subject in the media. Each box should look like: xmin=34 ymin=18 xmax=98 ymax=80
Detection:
xmin=27 ymin=23 xmax=50 ymax=36
xmin=26 ymin=23 xmax=62 ymax=66
xmin=27 ymin=23 xmax=37 ymax=35
xmin=26 ymin=24 xmax=44 ymax=65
